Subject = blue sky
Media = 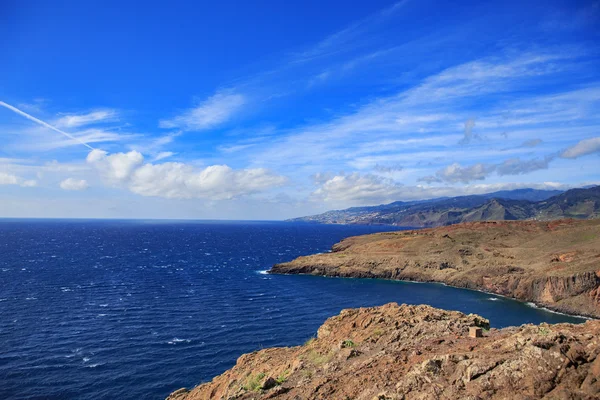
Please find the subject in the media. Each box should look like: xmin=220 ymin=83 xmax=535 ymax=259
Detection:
xmin=1 ymin=0 xmax=599 ymax=219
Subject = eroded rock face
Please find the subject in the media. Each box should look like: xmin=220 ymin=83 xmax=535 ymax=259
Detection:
xmin=167 ymin=303 xmax=600 ymax=400
xmin=271 ymin=219 xmax=600 ymax=318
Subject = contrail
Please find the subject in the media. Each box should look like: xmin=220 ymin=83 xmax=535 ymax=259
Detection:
xmin=0 ymin=100 xmax=95 ymax=150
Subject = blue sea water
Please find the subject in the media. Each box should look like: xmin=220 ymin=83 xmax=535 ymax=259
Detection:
xmin=0 ymin=220 xmax=586 ymax=400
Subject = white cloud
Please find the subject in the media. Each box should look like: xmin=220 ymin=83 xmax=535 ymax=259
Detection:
xmin=128 ymin=133 xmax=182 ymax=161
xmin=20 ymin=180 xmax=38 ymax=187
xmin=87 ymin=149 xmax=144 ymax=182
xmin=0 ymin=172 xmax=19 ymax=185
xmin=249 ymin=51 xmax=586 ymax=176
xmin=433 ymin=162 xmax=493 ymax=183
xmin=561 ymin=137 xmax=600 ymax=158
xmin=0 ymin=172 xmax=37 ymax=187
xmin=400 ymin=53 xmax=575 ymax=106
xmin=152 ymin=152 xmax=176 ymax=161
xmin=86 ymin=150 xmax=286 ymax=200
xmin=28 ymin=128 xmax=137 ymax=151
xmin=0 ymin=101 xmax=94 ymax=150
xmin=60 ymin=178 xmax=89 ymax=191
xmin=311 ymin=172 xmax=579 ymax=207
xmin=55 ymin=110 xmax=118 ymax=128
xmin=312 ymin=173 xmax=405 ymax=204
xmin=218 ymin=143 xmax=257 ymax=154
xmin=159 ymin=91 xmax=245 ymax=131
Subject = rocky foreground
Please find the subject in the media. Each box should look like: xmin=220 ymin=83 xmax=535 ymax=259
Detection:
xmin=272 ymin=219 xmax=600 ymax=318
xmin=169 ymin=303 xmax=600 ymax=400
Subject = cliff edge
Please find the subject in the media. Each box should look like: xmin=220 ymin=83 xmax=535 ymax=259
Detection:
xmin=168 ymin=303 xmax=600 ymax=400
xmin=271 ymin=219 xmax=600 ymax=318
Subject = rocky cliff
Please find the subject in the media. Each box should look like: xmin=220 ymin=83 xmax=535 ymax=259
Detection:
xmin=168 ymin=303 xmax=600 ymax=400
xmin=271 ymin=219 xmax=600 ymax=318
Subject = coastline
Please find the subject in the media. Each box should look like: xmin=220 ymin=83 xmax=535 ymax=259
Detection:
xmin=167 ymin=303 xmax=600 ymax=400
xmin=267 ymin=269 xmax=594 ymax=320
xmin=269 ymin=220 xmax=600 ymax=319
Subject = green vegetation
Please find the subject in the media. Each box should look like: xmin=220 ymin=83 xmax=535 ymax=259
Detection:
xmin=243 ymin=372 xmax=265 ymax=392
xmin=306 ymin=349 xmax=333 ymax=365
xmin=342 ymin=339 xmax=356 ymax=348
xmin=304 ymin=337 xmax=316 ymax=346
xmin=276 ymin=369 xmax=290 ymax=384
xmin=539 ymin=326 xmax=551 ymax=336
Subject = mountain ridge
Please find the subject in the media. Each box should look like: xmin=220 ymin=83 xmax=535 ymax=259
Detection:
xmin=290 ymin=187 xmax=599 ymax=227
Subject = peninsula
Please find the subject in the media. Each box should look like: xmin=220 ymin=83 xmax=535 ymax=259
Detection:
xmin=271 ymin=219 xmax=600 ymax=318
xmin=168 ymin=218 xmax=600 ymax=400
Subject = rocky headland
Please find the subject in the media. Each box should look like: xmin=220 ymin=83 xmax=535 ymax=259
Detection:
xmin=167 ymin=219 xmax=600 ymax=400
xmin=168 ymin=303 xmax=600 ymax=399
xmin=271 ymin=219 xmax=600 ymax=318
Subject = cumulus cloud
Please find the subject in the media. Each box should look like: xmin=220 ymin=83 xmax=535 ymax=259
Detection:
xmin=55 ymin=110 xmax=118 ymax=128
xmin=87 ymin=149 xmax=144 ymax=182
xmin=86 ymin=150 xmax=286 ymax=200
xmin=312 ymin=173 xmax=405 ymax=204
xmin=21 ymin=180 xmax=38 ymax=187
xmin=0 ymin=172 xmax=19 ymax=185
xmin=560 ymin=137 xmax=600 ymax=159
xmin=0 ymin=172 xmax=37 ymax=187
xmin=432 ymin=162 xmax=493 ymax=183
xmin=311 ymin=172 xmax=335 ymax=185
xmin=159 ymin=90 xmax=245 ymax=131
xmin=60 ymin=178 xmax=89 ymax=191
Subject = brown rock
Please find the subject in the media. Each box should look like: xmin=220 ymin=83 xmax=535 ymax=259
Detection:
xmin=166 ymin=303 xmax=600 ymax=400
xmin=261 ymin=377 xmax=278 ymax=390
xmin=270 ymin=219 xmax=600 ymax=318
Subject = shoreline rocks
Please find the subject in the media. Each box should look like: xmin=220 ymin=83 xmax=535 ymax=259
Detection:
xmin=270 ymin=219 xmax=600 ymax=318
xmin=167 ymin=303 xmax=600 ymax=399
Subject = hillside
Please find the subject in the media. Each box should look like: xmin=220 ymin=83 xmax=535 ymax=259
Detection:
xmin=290 ymin=187 xmax=600 ymax=227
xmin=272 ymin=219 xmax=600 ymax=318
xmin=168 ymin=303 xmax=600 ymax=400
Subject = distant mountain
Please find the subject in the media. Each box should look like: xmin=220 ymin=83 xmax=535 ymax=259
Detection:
xmin=289 ymin=187 xmax=600 ymax=227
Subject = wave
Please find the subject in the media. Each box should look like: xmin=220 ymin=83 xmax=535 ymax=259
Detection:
xmin=167 ymin=338 xmax=191 ymax=345
xmin=256 ymin=270 xmax=270 ymax=275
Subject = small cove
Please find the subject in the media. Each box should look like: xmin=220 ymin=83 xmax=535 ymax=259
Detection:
xmin=0 ymin=220 xmax=586 ymax=400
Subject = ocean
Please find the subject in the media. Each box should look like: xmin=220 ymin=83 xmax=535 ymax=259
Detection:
xmin=0 ymin=220 xmax=586 ymax=399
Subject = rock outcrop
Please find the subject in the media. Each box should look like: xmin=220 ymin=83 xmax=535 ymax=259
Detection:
xmin=168 ymin=303 xmax=600 ymax=400
xmin=271 ymin=219 xmax=600 ymax=318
